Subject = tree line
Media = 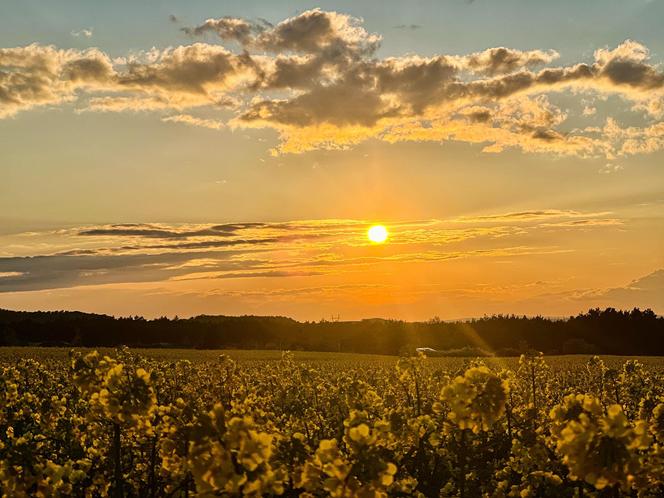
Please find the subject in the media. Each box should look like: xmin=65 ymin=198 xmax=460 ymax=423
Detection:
xmin=0 ymin=307 xmax=662 ymax=355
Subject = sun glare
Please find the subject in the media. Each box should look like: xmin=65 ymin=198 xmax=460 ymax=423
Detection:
xmin=368 ymin=225 xmax=388 ymax=243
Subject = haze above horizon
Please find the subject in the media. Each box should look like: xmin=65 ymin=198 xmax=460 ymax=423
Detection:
xmin=1 ymin=0 xmax=663 ymax=320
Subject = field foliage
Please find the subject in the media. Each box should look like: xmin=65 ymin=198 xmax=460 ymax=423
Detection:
xmin=2 ymin=348 xmax=664 ymax=497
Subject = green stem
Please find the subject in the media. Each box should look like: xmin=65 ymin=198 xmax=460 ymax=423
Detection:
xmin=459 ymin=429 xmax=468 ymax=498
xmin=112 ymin=422 xmax=123 ymax=498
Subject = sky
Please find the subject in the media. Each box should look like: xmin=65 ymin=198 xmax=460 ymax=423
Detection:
xmin=0 ymin=0 xmax=663 ymax=320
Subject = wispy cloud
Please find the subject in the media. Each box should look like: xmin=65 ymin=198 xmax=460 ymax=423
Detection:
xmin=0 ymin=272 xmax=24 ymax=278
xmin=393 ymin=24 xmax=422 ymax=30
xmin=597 ymin=269 xmax=664 ymax=307
xmin=71 ymin=28 xmax=93 ymax=38
xmin=524 ymin=269 xmax=664 ymax=312
xmin=0 ymin=212 xmax=624 ymax=293
xmin=451 ymin=209 xmax=612 ymax=223
xmin=162 ymin=113 xmax=224 ymax=130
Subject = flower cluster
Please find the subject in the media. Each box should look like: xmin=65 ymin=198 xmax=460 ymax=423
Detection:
xmin=436 ymin=366 xmax=509 ymax=433
xmin=2 ymin=348 xmax=664 ymax=496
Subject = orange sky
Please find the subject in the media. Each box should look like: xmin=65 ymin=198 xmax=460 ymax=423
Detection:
xmin=1 ymin=3 xmax=663 ymax=319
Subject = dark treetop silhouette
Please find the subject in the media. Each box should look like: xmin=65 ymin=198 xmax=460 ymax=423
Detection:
xmin=1 ymin=307 xmax=662 ymax=356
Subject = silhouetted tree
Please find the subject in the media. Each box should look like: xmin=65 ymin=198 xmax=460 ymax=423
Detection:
xmin=0 ymin=307 xmax=662 ymax=355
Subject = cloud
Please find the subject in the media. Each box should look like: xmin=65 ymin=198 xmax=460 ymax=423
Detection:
xmin=115 ymin=43 xmax=258 ymax=102
xmin=0 ymin=272 xmax=23 ymax=278
xmin=457 ymin=47 xmax=559 ymax=76
xmin=0 ymin=250 xmax=267 ymax=292
xmin=599 ymin=162 xmax=623 ymax=174
xmin=77 ymin=222 xmax=267 ymax=239
xmin=172 ymin=269 xmax=322 ymax=282
xmin=393 ymin=24 xmax=422 ymax=30
xmin=582 ymin=269 xmax=664 ymax=311
xmin=594 ymin=40 xmax=664 ymax=90
xmin=2 ymin=10 xmax=664 ymax=158
xmin=162 ymin=113 xmax=224 ymax=130
xmin=538 ymin=218 xmax=622 ymax=228
xmin=254 ymin=9 xmax=380 ymax=55
xmin=583 ymin=106 xmax=597 ymax=116
xmin=204 ymin=282 xmax=387 ymax=300
xmin=453 ymin=209 xmax=611 ymax=223
xmin=71 ymin=28 xmax=93 ymax=39
xmin=229 ymin=34 xmax=663 ymax=156
xmin=183 ymin=9 xmax=380 ymax=60
xmin=78 ymin=227 xmax=226 ymax=238
xmin=183 ymin=17 xmax=262 ymax=44
xmin=0 ymin=214 xmax=625 ymax=293
xmin=0 ymin=44 xmax=114 ymax=118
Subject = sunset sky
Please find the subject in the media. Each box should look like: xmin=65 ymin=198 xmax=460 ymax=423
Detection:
xmin=1 ymin=0 xmax=663 ymax=320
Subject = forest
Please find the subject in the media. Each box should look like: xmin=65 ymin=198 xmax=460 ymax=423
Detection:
xmin=0 ymin=307 xmax=661 ymax=356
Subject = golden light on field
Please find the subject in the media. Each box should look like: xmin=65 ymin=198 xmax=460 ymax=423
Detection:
xmin=368 ymin=225 xmax=388 ymax=243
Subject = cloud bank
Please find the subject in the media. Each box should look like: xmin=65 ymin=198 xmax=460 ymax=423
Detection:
xmin=1 ymin=10 xmax=663 ymax=158
xmin=0 ymin=210 xmax=625 ymax=293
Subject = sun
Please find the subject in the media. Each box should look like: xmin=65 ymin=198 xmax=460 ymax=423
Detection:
xmin=368 ymin=225 xmax=388 ymax=243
